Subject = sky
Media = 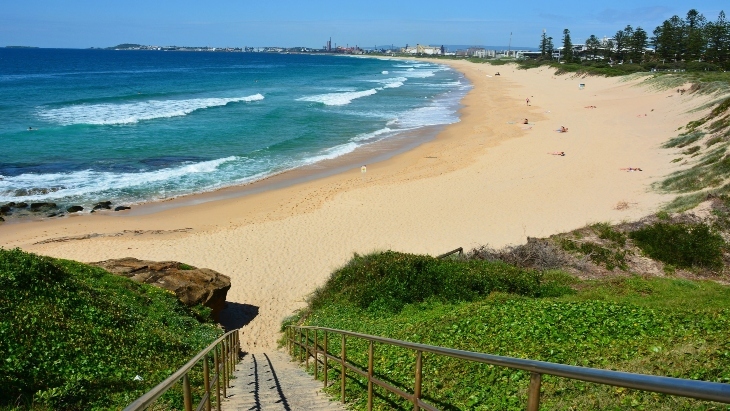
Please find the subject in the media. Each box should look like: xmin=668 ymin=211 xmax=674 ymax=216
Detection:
xmin=1 ymin=1 xmax=728 ymax=49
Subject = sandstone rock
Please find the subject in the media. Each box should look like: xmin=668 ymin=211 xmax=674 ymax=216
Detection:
xmin=67 ymin=205 xmax=84 ymax=213
xmin=114 ymin=206 xmax=131 ymax=211
xmin=90 ymin=258 xmax=231 ymax=321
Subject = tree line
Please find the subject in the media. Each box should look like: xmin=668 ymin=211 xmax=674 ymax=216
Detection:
xmin=538 ymin=9 xmax=730 ymax=69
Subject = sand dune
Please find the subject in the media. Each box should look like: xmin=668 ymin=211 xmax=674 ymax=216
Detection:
xmin=0 ymin=61 xmax=712 ymax=352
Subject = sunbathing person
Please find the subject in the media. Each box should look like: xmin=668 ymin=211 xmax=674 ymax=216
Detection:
xmin=548 ymin=151 xmax=565 ymax=156
xmin=523 ymin=118 xmax=529 ymax=124
xmin=620 ymin=167 xmax=643 ymax=171
xmin=558 ymin=126 xmax=568 ymax=132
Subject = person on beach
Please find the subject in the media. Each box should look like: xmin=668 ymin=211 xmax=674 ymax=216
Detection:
xmin=523 ymin=118 xmax=529 ymax=124
xmin=621 ymin=167 xmax=642 ymax=171
xmin=526 ymin=97 xmax=530 ymax=106
xmin=548 ymin=152 xmax=565 ymax=156
xmin=361 ymin=165 xmax=367 ymax=173
xmin=558 ymin=126 xmax=568 ymax=132
xmin=495 ymin=72 xmax=500 ymax=76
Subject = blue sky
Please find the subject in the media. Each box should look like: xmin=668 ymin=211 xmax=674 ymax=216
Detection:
xmin=2 ymin=1 xmax=728 ymax=49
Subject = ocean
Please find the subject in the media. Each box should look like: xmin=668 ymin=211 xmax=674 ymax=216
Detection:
xmin=0 ymin=48 xmax=469 ymax=214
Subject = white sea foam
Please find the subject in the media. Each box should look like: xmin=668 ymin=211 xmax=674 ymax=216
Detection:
xmin=301 ymin=142 xmax=360 ymax=165
xmin=351 ymin=127 xmax=394 ymax=142
xmin=387 ymin=98 xmax=461 ymax=130
xmin=38 ymin=94 xmax=265 ymax=126
xmin=367 ymin=76 xmax=408 ymax=89
xmin=0 ymin=156 xmax=238 ymax=202
xmin=297 ymin=89 xmax=377 ymax=106
xmin=381 ymin=71 xmax=389 ymax=74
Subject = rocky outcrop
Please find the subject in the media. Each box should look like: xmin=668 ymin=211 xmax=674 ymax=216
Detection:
xmin=67 ymin=205 xmax=84 ymax=213
xmin=90 ymin=258 xmax=231 ymax=321
xmin=114 ymin=206 xmax=131 ymax=211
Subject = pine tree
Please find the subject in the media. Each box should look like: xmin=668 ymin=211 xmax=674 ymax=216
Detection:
xmin=562 ymin=29 xmax=574 ymax=62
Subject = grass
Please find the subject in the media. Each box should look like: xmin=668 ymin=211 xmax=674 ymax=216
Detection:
xmin=0 ymin=248 xmax=223 ymax=410
xmin=291 ymin=260 xmax=730 ymax=410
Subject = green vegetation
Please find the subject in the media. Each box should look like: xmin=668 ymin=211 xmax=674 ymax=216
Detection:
xmin=291 ymin=251 xmax=730 ymax=410
xmin=307 ymin=251 xmax=570 ymax=314
xmin=0 ymin=248 xmax=222 ymax=410
xmin=630 ymin=222 xmax=725 ymax=269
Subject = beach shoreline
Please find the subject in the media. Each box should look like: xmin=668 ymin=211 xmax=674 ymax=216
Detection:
xmin=0 ymin=60 xmax=712 ymax=352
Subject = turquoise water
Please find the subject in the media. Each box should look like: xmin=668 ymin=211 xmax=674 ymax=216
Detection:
xmin=0 ymin=49 xmax=468 ymax=210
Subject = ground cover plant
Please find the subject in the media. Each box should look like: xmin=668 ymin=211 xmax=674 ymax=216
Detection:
xmin=289 ymin=253 xmax=730 ymax=410
xmin=0 ymin=248 xmax=223 ymax=410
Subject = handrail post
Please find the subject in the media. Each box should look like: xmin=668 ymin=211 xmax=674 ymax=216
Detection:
xmin=214 ymin=348 xmax=222 ymax=410
xmin=204 ymin=354 xmax=211 ymax=411
xmin=314 ymin=329 xmax=319 ymax=380
xmin=299 ymin=328 xmax=303 ymax=363
xmin=306 ymin=328 xmax=310 ymax=370
xmin=222 ymin=343 xmax=228 ymax=398
xmin=527 ymin=372 xmax=542 ymax=411
xmin=368 ymin=340 xmax=374 ymax=411
xmin=413 ymin=350 xmax=423 ymax=411
xmin=287 ymin=326 xmax=292 ymax=355
xmin=183 ymin=373 xmax=193 ymax=411
xmin=323 ymin=331 xmax=329 ymax=388
xmin=341 ymin=334 xmax=347 ymax=404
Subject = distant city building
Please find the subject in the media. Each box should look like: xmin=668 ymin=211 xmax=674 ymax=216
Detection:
xmin=400 ymin=44 xmax=442 ymax=55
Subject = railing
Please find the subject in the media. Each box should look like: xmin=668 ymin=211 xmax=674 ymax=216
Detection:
xmin=287 ymin=326 xmax=730 ymax=411
xmin=124 ymin=329 xmax=240 ymax=411
xmin=436 ymin=247 xmax=463 ymax=259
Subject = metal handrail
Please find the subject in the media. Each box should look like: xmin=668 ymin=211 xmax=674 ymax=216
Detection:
xmin=124 ymin=329 xmax=240 ymax=411
xmin=288 ymin=325 xmax=730 ymax=411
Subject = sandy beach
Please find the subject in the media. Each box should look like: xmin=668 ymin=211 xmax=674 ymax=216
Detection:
xmin=0 ymin=61 xmax=711 ymax=352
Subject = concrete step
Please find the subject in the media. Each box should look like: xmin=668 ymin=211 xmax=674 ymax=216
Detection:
xmin=223 ymin=350 xmax=345 ymax=411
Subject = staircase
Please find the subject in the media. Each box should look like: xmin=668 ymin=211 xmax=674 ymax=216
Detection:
xmin=223 ymin=350 xmax=345 ymax=410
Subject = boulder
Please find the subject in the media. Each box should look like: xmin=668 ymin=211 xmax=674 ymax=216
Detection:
xmin=0 ymin=216 xmax=4 ymax=222
xmin=0 ymin=205 xmax=10 ymax=215
xmin=93 ymin=201 xmax=112 ymax=210
xmin=67 ymin=205 xmax=84 ymax=213
xmin=114 ymin=206 xmax=131 ymax=212
xmin=15 ymin=202 xmax=28 ymax=209
xmin=90 ymin=258 xmax=231 ymax=321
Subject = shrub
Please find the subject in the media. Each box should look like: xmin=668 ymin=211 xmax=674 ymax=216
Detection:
xmin=629 ymin=222 xmax=725 ymax=269
xmin=308 ymin=251 xmax=569 ymax=313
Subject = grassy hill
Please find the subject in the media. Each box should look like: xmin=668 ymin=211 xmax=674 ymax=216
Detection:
xmin=0 ymin=248 xmax=222 ymax=410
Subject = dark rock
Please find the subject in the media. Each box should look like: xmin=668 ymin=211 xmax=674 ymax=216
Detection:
xmin=93 ymin=201 xmax=112 ymax=210
xmin=6 ymin=202 xmax=15 ymax=207
xmin=0 ymin=205 xmax=10 ymax=215
xmin=90 ymin=258 xmax=231 ymax=321
xmin=114 ymin=206 xmax=131 ymax=211
xmin=15 ymin=202 xmax=28 ymax=208
xmin=30 ymin=202 xmax=57 ymax=211
xmin=47 ymin=212 xmax=62 ymax=217
xmin=67 ymin=205 xmax=84 ymax=213
xmin=0 ymin=216 xmax=4 ymax=222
